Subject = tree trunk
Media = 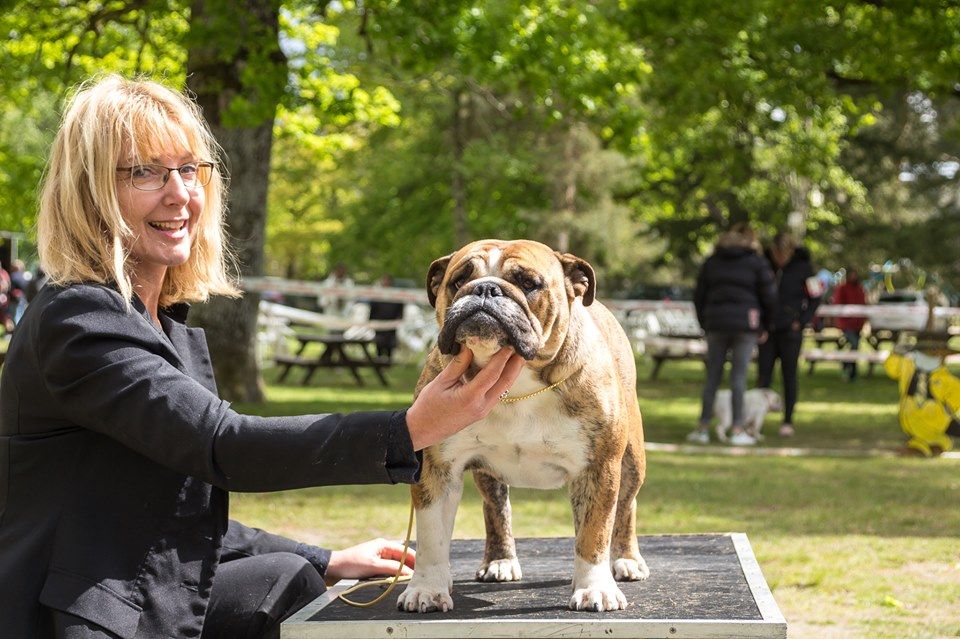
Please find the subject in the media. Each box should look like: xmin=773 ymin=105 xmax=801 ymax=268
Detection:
xmin=559 ymin=126 xmax=578 ymax=253
xmin=451 ymin=87 xmax=470 ymax=248
xmin=185 ymin=0 xmax=285 ymax=402
xmin=554 ymin=124 xmax=578 ymax=253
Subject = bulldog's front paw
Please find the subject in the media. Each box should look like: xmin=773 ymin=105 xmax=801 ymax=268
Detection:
xmin=612 ymin=556 xmax=650 ymax=581
xmin=397 ymin=584 xmax=454 ymax=613
xmin=476 ymin=558 xmax=523 ymax=582
xmin=569 ymin=584 xmax=628 ymax=612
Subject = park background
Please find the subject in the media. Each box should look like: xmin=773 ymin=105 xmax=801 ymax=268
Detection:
xmin=1 ymin=2 xmax=959 ymax=637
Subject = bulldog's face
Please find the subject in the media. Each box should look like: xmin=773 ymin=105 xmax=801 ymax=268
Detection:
xmin=427 ymin=239 xmax=595 ymax=364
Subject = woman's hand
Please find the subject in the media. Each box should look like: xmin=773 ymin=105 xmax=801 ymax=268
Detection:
xmin=326 ymin=538 xmax=416 ymax=581
xmin=405 ymin=347 xmax=525 ymax=451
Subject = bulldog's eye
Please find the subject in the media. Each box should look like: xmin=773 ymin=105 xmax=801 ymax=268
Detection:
xmin=518 ymin=277 xmax=542 ymax=294
xmin=451 ymin=276 xmax=468 ymax=292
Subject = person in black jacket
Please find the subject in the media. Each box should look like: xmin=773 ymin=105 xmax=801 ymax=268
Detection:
xmin=757 ymin=231 xmax=822 ymax=437
xmin=0 ymin=75 xmax=524 ymax=639
xmin=367 ymin=274 xmax=406 ymax=361
xmin=689 ymin=223 xmax=777 ymax=446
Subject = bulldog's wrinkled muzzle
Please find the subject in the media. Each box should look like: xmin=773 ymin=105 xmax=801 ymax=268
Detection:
xmin=437 ymin=282 xmax=540 ymax=360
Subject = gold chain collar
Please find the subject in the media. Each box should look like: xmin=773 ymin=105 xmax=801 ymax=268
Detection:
xmin=499 ymin=372 xmax=574 ymax=404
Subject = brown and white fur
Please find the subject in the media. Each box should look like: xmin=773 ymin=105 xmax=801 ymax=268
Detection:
xmin=712 ymin=388 xmax=782 ymax=442
xmin=396 ymin=239 xmax=648 ymax=614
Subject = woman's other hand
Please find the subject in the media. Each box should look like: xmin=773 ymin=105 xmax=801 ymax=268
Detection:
xmin=326 ymin=538 xmax=416 ymax=581
xmin=405 ymin=347 xmax=525 ymax=451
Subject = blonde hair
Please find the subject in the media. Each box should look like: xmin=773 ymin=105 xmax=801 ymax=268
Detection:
xmin=37 ymin=75 xmax=239 ymax=307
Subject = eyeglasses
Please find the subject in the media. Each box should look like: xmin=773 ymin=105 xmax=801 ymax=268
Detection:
xmin=116 ymin=162 xmax=215 ymax=191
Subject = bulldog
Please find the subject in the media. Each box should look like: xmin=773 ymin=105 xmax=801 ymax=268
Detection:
xmin=712 ymin=388 xmax=782 ymax=442
xmin=396 ymin=239 xmax=648 ymax=614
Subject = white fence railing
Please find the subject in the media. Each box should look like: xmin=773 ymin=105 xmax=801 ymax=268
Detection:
xmin=246 ymin=277 xmax=960 ymax=363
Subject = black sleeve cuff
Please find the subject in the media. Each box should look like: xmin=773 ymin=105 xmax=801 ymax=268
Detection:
xmin=294 ymin=543 xmax=332 ymax=576
xmin=385 ymin=409 xmax=422 ymax=484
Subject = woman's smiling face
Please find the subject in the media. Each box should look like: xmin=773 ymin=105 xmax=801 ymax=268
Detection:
xmin=116 ymin=151 xmax=204 ymax=287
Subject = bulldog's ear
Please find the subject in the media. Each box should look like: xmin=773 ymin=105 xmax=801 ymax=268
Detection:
xmin=556 ymin=252 xmax=596 ymax=306
xmin=426 ymin=253 xmax=454 ymax=308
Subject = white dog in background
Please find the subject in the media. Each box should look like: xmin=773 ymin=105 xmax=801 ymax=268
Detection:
xmin=713 ymin=388 xmax=782 ymax=442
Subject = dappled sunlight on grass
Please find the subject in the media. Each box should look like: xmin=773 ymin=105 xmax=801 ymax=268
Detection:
xmin=801 ymin=401 xmax=896 ymax=416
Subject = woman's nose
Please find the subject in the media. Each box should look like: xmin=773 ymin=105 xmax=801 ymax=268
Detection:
xmin=162 ymin=169 xmax=191 ymax=204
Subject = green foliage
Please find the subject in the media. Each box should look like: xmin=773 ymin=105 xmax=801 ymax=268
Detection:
xmin=264 ymin=5 xmax=403 ymax=280
xmin=615 ymin=0 xmax=960 ymax=283
xmin=311 ymin=1 xmax=656 ymax=286
xmin=0 ymin=2 xmax=189 ymax=235
xmin=1 ymin=0 xmax=958 ymax=291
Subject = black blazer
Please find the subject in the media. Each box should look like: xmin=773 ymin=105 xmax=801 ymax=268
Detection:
xmin=0 ymin=283 xmax=420 ymax=638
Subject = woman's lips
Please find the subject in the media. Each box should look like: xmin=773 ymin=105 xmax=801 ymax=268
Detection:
xmin=148 ymin=220 xmax=186 ymax=231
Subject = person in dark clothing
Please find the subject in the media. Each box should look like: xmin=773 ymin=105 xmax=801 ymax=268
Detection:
xmin=757 ymin=232 xmax=823 ymax=437
xmin=368 ymin=274 xmax=406 ymax=361
xmin=26 ymin=267 xmax=48 ymax=303
xmin=831 ymin=267 xmax=868 ymax=381
xmin=0 ymin=265 xmax=12 ymax=333
xmin=0 ymin=76 xmax=525 ymax=639
xmin=689 ymin=223 xmax=777 ymax=446
xmin=9 ymin=259 xmax=29 ymax=325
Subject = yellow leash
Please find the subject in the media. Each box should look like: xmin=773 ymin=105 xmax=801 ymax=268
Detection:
xmin=337 ymin=499 xmax=415 ymax=608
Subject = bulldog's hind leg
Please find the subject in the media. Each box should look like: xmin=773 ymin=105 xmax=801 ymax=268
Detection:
xmin=610 ymin=434 xmax=650 ymax=582
xmin=473 ymin=468 xmax=522 ymax=582
xmin=397 ymin=471 xmax=463 ymax=613
xmin=568 ymin=458 xmax=628 ymax=611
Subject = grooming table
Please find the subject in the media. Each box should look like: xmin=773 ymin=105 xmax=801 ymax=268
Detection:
xmin=283 ymin=534 xmax=786 ymax=638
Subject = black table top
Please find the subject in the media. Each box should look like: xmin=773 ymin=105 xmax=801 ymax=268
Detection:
xmin=311 ymin=535 xmax=762 ymax=622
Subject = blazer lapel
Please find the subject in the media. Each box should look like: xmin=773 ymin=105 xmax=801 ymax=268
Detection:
xmin=129 ymin=295 xmax=189 ymax=372
xmin=159 ymin=303 xmax=219 ymax=395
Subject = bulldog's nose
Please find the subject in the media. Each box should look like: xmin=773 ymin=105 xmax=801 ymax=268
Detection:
xmin=473 ymin=281 xmax=504 ymax=298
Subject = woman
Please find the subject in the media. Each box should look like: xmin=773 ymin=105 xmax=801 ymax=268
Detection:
xmin=0 ymin=76 xmax=524 ymax=639
xmin=757 ymin=231 xmax=822 ymax=437
xmin=689 ymin=223 xmax=776 ymax=446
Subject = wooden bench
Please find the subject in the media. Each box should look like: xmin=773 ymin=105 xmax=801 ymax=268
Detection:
xmin=804 ymin=348 xmax=960 ymax=377
xmin=275 ymin=334 xmax=392 ymax=387
xmin=802 ymin=348 xmax=887 ymax=376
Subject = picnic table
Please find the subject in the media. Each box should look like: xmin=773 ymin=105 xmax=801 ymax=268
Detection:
xmin=275 ymin=333 xmax=391 ymax=387
xmin=640 ymin=334 xmax=708 ymax=380
xmin=864 ymin=328 xmax=902 ymax=351
xmin=805 ymin=328 xmax=847 ymax=349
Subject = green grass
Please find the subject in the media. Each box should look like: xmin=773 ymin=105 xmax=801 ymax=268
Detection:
xmin=233 ymin=356 xmax=960 ymax=639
